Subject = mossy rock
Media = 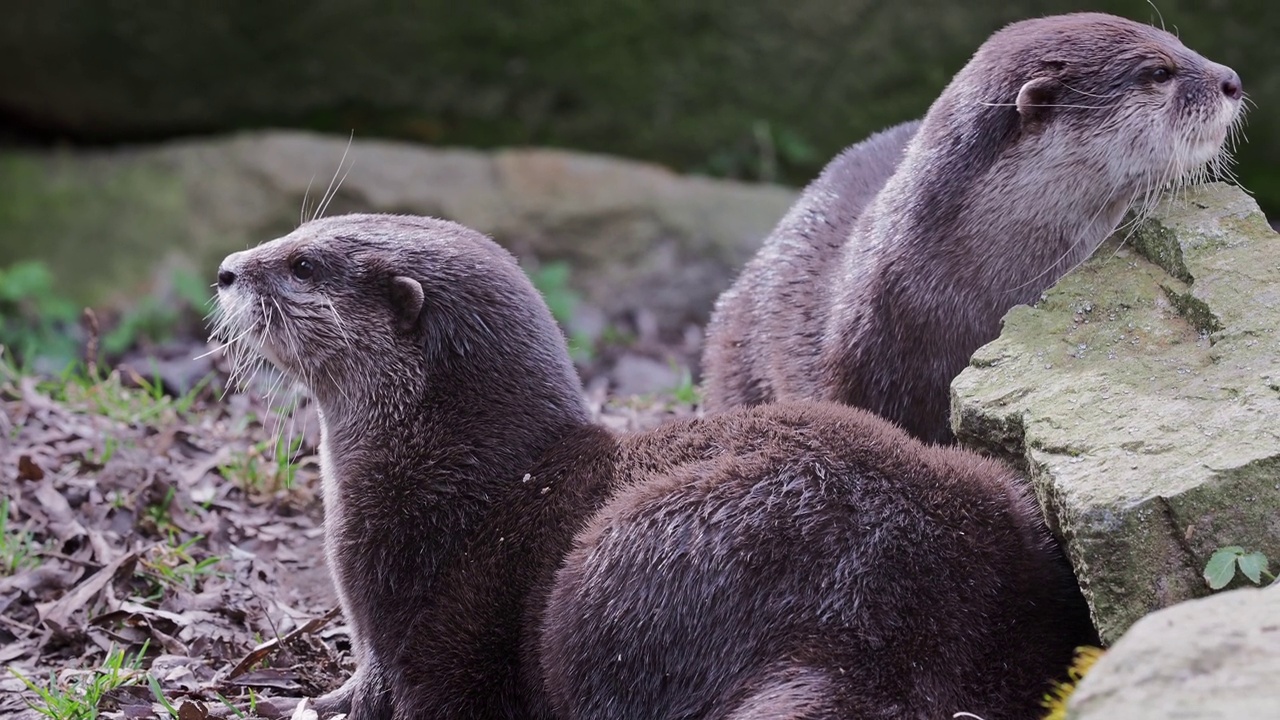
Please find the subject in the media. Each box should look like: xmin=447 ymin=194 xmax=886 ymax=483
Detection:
xmin=952 ymin=183 xmax=1280 ymax=642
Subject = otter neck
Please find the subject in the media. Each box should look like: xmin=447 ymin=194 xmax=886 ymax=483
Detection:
xmin=317 ymin=351 xmax=591 ymax=575
xmin=861 ymin=130 xmax=1136 ymax=316
xmin=823 ymin=123 xmax=1139 ymax=444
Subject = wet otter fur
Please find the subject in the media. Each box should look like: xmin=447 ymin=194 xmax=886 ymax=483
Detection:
xmin=701 ymin=12 xmax=1245 ymax=444
xmin=213 ymin=213 xmax=1096 ymax=720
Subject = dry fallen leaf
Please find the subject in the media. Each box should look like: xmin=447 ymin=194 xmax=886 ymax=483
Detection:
xmin=17 ymin=454 xmax=45 ymax=481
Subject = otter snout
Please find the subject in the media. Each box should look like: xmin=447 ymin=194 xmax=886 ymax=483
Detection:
xmin=1219 ymin=67 xmax=1243 ymax=101
xmin=217 ymin=251 xmax=247 ymax=289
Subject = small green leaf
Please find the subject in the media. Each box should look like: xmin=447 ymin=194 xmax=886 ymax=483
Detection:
xmin=1236 ymin=551 xmax=1269 ymax=585
xmin=148 ymin=673 xmax=179 ymax=717
xmin=1204 ymin=547 xmax=1242 ymax=590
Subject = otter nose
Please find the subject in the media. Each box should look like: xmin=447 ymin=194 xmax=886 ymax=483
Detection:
xmin=1221 ymin=69 xmax=1243 ymax=100
xmin=217 ymin=251 xmax=245 ymax=289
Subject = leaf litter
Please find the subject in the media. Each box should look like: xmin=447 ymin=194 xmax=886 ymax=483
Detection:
xmin=0 ymin=337 xmax=698 ymax=720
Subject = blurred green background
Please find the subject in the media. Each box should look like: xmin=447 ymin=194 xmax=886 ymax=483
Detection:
xmin=2 ymin=0 xmax=1274 ymax=203
xmin=0 ymin=0 xmax=1275 ymax=376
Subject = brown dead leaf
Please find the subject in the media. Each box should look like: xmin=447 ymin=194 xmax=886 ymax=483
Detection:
xmin=17 ymin=454 xmax=44 ymax=481
xmin=100 ymin=685 xmax=155 ymax=714
xmin=225 ymin=668 xmax=301 ymax=692
xmin=178 ymin=700 xmax=209 ymax=720
xmin=0 ymin=562 xmax=84 ymax=597
xmin=36 ymin=548 xmax=141 ymax=632
xmin=33 ymin=480 xmax=88 ymax=542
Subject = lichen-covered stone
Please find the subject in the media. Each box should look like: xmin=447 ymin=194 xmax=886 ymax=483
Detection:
xmin=1065 ymin=586 xmax=1280 ymax=720
xmin=951 ymin=183 xmax=1280 ymax=643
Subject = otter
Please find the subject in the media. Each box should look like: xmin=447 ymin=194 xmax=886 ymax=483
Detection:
xmin=212 ymin=213 xmax=1096 ymax=720
xmin=701 ymin=12 xmax=1246 ymax=444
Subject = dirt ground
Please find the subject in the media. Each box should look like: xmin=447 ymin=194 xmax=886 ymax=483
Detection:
xmin=0 ymin=335 xmax=698 ymax=720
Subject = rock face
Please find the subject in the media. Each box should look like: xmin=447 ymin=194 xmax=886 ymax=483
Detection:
xmin=0 ymin=131 xmax=796 ymax=333
xmin=1066 ymin=586 xmax=1280 ymax=720
xmin=951 ymin=183 xmax=1280 ymax=643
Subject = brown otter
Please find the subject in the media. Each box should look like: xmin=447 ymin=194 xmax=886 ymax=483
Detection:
xmin=701 ymin=12 xmax=1246 ymax=444
xmin=212 ymin=213 xmax=1096 ymax=720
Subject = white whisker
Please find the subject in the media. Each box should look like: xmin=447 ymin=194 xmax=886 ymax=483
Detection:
xmin=314 ymin=131 xmax=355 ymax=222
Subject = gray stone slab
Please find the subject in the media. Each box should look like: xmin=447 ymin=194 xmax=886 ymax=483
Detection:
xmin=1066 ymin=586 xmax=1280 ymax=720
xmin=952 ymin=183 xmax=1280 ymax=642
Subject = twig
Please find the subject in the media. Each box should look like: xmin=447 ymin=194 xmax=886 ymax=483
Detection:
xmin=82 ymin=308 xmax=100 ymax=379
xmin=226 ymin=606 xmax=342 ymax=680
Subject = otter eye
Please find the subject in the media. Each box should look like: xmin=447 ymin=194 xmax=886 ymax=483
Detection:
xmin=1148 ymin=66 xmax=1173 ymax=84
xmin=291 ymin=257 xmax=315 ymax=281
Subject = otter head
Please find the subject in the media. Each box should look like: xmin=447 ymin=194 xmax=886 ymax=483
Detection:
xmin=928 ymin=12 xmax=1244 ymax=207
xmin=211 ymin=214 xmax=586 ymax=429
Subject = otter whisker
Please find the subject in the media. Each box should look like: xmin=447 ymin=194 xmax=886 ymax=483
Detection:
xmin=268 ymin=392 xmax=298 ymax=485
xmin=322 ymin=362 xmax=354 ymax=408
xmin=1145 ymin=0 xmax=1167 ymax=32
xmin=200 ymin=290 xmax=221 ymax=322
xmin=262 ymin=360 xmax=288 ymax=410
xmin=265 ymin=298 xmax=294 ymax=406
xmin=301 ymin=172 xmax=318 ymax=228
xmin=195 ymin=341 xmax=234 ymax=362
xmin=318 ymin=160 xmax=355 ymax=222
xmin=1007 ymin=171 xmax=1134 ymax=298
xmin=238 ymin=296 xmax=273 ymax=397
xmin=324 ymin=296 xmax=353 ymax=347
xmin=1056 ymin=82 xmax=1125 ymax=100
xmin=1105 ymin=199 xmax=1151 ymax=265
xmin=977 ymin=101 xmax=1118 ymax=110
xmin=314 ymin=131 xmax=355 ymax=222
xmin=197 ymin=317 xmax=257 ymax=361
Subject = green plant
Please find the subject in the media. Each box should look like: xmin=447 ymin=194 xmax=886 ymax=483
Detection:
xmin=599 ymin=324 xmax=636 ymax=348
xmin=138 ymin=534 xmax=225 ymax=597
xmin=219 ymin=432 xmax=305 ymax=495
xmin=102 ymin=297 xmax=179 ymax=357
xmin=0 ymin=261 xmax=80 ymax=371
xmin=1204 ymin=546 xmax=1275 ymax=590
xmin=102 ymin=270 xmax=210 ymax=357
xmin=698 ymin=120 xmax=820 ymax=183
xmin=667 ymin=365 xmax=701 ymax=407
xmin=146 ymin=674 xmax=178 ymax=719
xmin=141 ymin=487 xmax=177 ymax=535
xmin=1 ymin=496 xmax=40 ymax=575
xmin=527 ymin=261 xmax=577 ymax=326
xmin=41 ymin=365 xmax=211 ymax=427
xmin=0 ymin=258 xmax=213 ymax=372
xmin=214 ymin=692 xmax=247 ymax=719
xmin=525 ymin=260 xmax=595 ymax=362
xmin=9 ymin=641 xmax=150 ymax=720
xmin=83 ymin=435 xmax=120 ymax=467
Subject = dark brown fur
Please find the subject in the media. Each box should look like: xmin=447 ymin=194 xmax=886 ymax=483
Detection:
xmin=214 ymin=214 xmax=1096 ymax=720
xmin=702 ymin=12 xmax=1245 ymax=444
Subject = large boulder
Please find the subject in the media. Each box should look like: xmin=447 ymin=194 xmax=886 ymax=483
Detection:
xmin=1066 ymin=586 xmax=1280 ymax=720
xmin=951 ymin=183 xmax=1280 ymax=643
xmin=3 ymin=2 xmax=1277 ymax=214
xmin=0 ymin=131 xmax=796 ymax=332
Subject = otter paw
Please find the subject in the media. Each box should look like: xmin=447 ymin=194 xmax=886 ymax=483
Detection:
xmin=312 ymin=665 xmax=392 ymax=720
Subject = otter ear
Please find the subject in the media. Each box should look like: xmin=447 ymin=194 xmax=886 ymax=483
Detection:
xmin=389 ymin=276 xmax=425 ymax=331
xmin=1015 ymin=77 xmax=1059 ymax=126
